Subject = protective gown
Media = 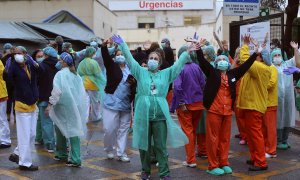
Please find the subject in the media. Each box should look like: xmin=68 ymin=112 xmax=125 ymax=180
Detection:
xmin=119 ymin=42 xmax=188 ymax=151
xmin=77 ymin=57 xmax=106 ymax=102
xmin=49 ymin=68 xmax=88 ymax=138
xmin=273 ymin=53 xmax=296 ymax=131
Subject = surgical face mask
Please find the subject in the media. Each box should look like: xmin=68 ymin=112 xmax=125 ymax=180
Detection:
xmin=55 ymin=61 xmax=62 ymax=70
xmin=273 ymin=57 xmax=283 ymax=65
xmin=14 ymin=54 xmax=25 ymax=63
xmin=36 ymin=57 xmax=45 ymax=63
xmin=147 ymin=59 xmax=159 ymax=71
xmin=90 ymin=41 xmax=98 ymax=48
xmin=161 ymin=43 xmax=166 ymax=49
xmin=115 ymin=55 xmax=125 ymax=63
xmin=216 ymin=60 xmax=229 ymax=71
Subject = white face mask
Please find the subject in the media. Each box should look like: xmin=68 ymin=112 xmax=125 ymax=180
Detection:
xmin=273 ymin=57 xmax=283 ymax=65
xmin=14 ymin=54 xmax=25 ymax=63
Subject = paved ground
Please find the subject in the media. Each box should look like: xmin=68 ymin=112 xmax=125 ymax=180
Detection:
xmin=1 ymin=115 xmax=300 ymax=180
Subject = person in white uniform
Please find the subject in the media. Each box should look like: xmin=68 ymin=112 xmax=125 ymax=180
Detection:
xmin=101 ymin=41 xmax=137 ymax=162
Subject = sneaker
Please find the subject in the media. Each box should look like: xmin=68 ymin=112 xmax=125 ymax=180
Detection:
xmin=277 ymin=143 xmax=288 ymax=150
xmin=0 ymin=144 xmax=11 ymax=149
xmin=47 ymin=149 xmax=54 ymax=153
xmin=206 ymin=168 xmax=225 ymax=176
xmin=107 ymin=152 xmax=114 ymax=159
xmin=141 ymin=172 xmax=150 ymax=180
xmin=284 ymin=143 xmax=291 ymax=148
xmin=160 ymin=176 xmax=171 ymax=180
xmin=239 ymin=139 xmax=247 ymax=145
xmin=248 ymin=165 xmax=268 ymax=171
xmin=19 ymin=165 xmax=38 ymax=171
xmin=222 ymin=166 xmax=233 ymax=174
xmin=66 ymin=161 xmax=81 ymax=168
xmin=117 ymin=156 xmax=130 ymax=162
xmin=53 ymin=156 xmax=67 ymax=161
xmin=265 ymin=153 xmax=277 ymax=158
xmin=9 ymin=153 xmax=19 ymax=164
xmin=182 ymin=161 xmax=197 ymax=168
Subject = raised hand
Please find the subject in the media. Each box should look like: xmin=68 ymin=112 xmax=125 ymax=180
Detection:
xmin=250 ymin=38 xmax=259 ymax=47
xmin=283 ymin=66 xmax=300 ymax=75
xmin=102 ymin=39 xmax=110 ymax=46
xmin=187 ymin=42 xmax=201 ymax=53
xmin=199 ymin=38 xmax=207 ymax=47
xmin=290 ymin=41 xmax=299 ymax=49
xmin=111 ymin=34 xmax=124 ymax=45
xmin=242 ymin=34 xmax=251 ymax=45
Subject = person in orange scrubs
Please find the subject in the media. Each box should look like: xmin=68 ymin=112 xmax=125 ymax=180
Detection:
xmin=195 ymin=35 xmax=259 ymax=176
xmin=263 ymin=64 xmax=278 ymax=158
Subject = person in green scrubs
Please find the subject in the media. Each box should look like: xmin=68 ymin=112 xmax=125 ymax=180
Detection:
xmin=112 ymin=35 xmax=200 ymax=180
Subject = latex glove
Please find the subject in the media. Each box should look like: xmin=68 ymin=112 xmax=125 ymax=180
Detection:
xmin=283 ymin=66 xmax=300 ymax=75
xmin=111 ymin=34 xmax=124 ymax=45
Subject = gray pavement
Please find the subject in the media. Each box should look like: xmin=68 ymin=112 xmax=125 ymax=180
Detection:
xmin=1 ymin=115 xmax=300 ymax=180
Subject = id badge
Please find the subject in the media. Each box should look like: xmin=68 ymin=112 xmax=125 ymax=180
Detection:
xmin=150 ymin=83 xmax=157 ymax=95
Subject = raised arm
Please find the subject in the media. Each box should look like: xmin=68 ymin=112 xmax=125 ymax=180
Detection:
xmin=101 ymin=42 xmax=114 ymax=69
xmin=290 ymin=42 xmax=300 ymax=68
xmin=167 ymin=43 xmax=201 ymax=83
xmin=112 ymin=35 xmax=143 ymax=78
xmin=195 ymin=47 xmax=213 ymax=77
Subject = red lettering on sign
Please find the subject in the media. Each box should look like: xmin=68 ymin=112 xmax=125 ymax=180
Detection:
xmin=139 ymin=1 xmax=185 ymax=10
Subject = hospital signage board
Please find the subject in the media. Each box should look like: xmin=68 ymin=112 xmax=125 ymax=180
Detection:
xmin=240 ymin=21 xmax=270 ymax=54
xmin=109 ymin=0 xmax=213 ymax=11
xmin=223 ymin=0 xmax=260 ymax=16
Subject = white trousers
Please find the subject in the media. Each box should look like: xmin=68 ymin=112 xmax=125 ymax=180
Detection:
xmin=0 ymin=101 xmax=11 ymax=145
xmin=14 ymin=109 xmax=38 ymax=167
xmin=86 ymin=90 xmax=102 ymax=122
xmin=103 ymin=106 xmax=131 ymax=157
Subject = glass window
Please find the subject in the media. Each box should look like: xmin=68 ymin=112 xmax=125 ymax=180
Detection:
xmin=138 ymin=17 xmax=155 ymax=29
xmin=184 ymin=16 xmax=201 ymax=26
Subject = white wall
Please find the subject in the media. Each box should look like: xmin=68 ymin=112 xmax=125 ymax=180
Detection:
xmin=93 ymin=0 xmax=117 ymax=38
xmin=116 ymin=10 xmax=216 ymax=29
xmin=118 ymin=23 xmax=216 ymax=53
xmin=0 ymin=0 xmax=94 ymax=28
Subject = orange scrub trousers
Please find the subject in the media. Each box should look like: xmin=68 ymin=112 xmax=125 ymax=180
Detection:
xmin=206 ymin=74 xmax=232 ymax=170
xmin=237 ymin=45 xmax=271 ymax=168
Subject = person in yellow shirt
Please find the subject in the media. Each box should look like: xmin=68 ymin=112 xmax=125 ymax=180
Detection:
xmin=236 ymin=37 xmax=271 ymax=171
xmin=6 ymin=46 xmax=40 ymax=171
xmin=0 ymin=60 xmax=11 ymax=149
xmin=263 ymin=65 xmax=278 ymax=158
xmin=77 ymin=47 xmax=106 ymax=122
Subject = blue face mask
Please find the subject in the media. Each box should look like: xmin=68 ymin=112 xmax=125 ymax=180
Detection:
xmin=115 ymin=55 xmax=125 ymax=63
xmin=36 ymin=57 xmax=44 ymax=63
xmin=55 ymin=61 xmax=62 ymax=70
xmin=161 ymin=43 xmax=166 ymax=49
xmin=90 ymin=41 xmax=98 ymax=48
xmin=147 ymin=59 xmax=159 ymax=71
xmin=217 ymin=60 xmax=229 ymax=71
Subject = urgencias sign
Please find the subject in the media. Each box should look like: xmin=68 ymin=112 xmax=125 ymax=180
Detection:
xmin=109 ymin=0 xmax=213 ymax=11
